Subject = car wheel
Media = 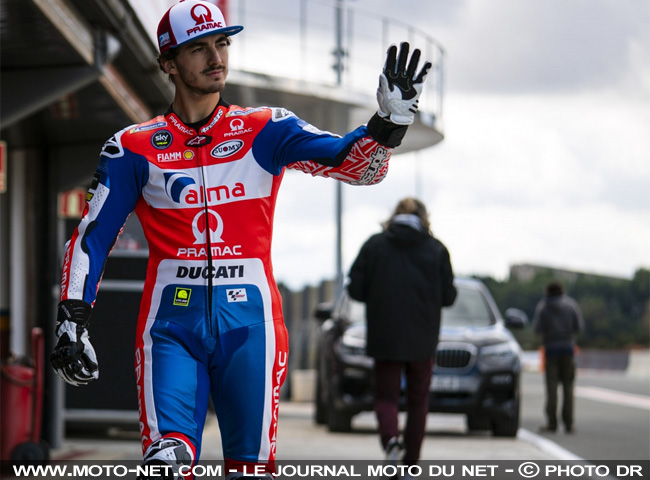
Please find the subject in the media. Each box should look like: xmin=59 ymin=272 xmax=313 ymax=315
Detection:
xmin=314 ymin=368 xmax=328 ymax=425
xmin=491 ymin=394 xmax=520 ymax=437
xmin=11 ymin=441 xmax=50 ymax=463
xmin=327 ymin=404 xmax=353 ymax=433
xmin=467 ymin=414 xmax=491 ymax=431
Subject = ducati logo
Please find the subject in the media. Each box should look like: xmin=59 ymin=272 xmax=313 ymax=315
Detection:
xmin=192 ymin=209 xmax=224 ymax=244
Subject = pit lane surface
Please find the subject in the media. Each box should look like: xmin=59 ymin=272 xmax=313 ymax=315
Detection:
xmin=520 ymin=370 xmax=650 ymax=461
xmin=50 ymin=371 xmax=649 ymax=466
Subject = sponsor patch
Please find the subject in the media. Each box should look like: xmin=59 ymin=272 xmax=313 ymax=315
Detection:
xmin=132 ymin=121 xmax=167 ymax=133
xmin=173 ymin=287 xmax=192 ymax=306
xmin=159 ymin=32 xmax=170 ymax=47
xmin=272 ymin=108 xmax=295 ymax=122
xmin=226 ymin=107 xmax=265 ymax=117
xmin=227 ymin=288 xmax=248 ymax=303
xmin=155 ymin=150 xmax=194 ymax=162
xmin=152 ymin=130 xmax=173 ymax=150
xmin=157 ymin=151 xmax=184 ymax=163
xmin=86 ymin=172 xmax=101 ymax=202
xmin=185 ymin=135 xmax=212 ymax=147
xmin=359 ymin=146 xmax=389 ymax=184
xmin=199 ymin=109 xmax=223 ymax=133
xmin=223 ymin=119 xmax=252 ymax=138
xmin=177 ymin=265 xmax=244 ymax=279
xmin=169 ymin=114 xmax=195 ymax=135
xmin=211 ymin=140 xmax=244 ymax=158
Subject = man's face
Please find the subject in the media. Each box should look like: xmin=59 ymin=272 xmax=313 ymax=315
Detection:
xmin=167 ymin=33 xmax=230 ymax=96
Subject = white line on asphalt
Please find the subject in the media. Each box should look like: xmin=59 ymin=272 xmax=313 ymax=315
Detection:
xmin=518 ymin=429 xmax=620 ymax=480
xmin=518 ymin=429 xmax=584 ymax=461
xmin=575 ymin=386 xmax=650 ymax=410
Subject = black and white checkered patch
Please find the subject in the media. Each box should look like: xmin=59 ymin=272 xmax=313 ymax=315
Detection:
xmin=226 ymin=288 xmax=248 ymax=303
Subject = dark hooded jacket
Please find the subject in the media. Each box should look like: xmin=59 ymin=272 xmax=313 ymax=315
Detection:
xmin=533 ymin=293 xmax=584 ymax=354
xmin=347 ymin=217 xmax=457 ymax=361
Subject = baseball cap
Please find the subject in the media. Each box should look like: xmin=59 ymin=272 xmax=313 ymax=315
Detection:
xmin=157 ymin=0 xmax=244 ymax=54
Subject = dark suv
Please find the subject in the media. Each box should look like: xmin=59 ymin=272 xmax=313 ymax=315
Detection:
xmin=314 ymin=277 xmax=527 ymax=436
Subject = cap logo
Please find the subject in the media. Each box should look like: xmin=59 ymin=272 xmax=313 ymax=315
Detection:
xmin=159 ymin=32 xmax=170 ymax=47
xmin=191 ymin=4 xmax=213 ymax=24
xmin=187 ymin=4 xmax=223 ymax=36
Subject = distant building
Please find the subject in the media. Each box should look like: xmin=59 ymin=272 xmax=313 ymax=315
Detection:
xmin=509 ymin=263 xmax=628 ymax=283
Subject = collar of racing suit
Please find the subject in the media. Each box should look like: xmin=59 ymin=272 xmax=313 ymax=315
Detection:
xmin=164 ymin=97 xmax=230 ymax=131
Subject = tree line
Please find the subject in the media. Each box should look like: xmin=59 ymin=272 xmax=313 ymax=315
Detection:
xmin=475 ymin=268 xmax=650 ymax=350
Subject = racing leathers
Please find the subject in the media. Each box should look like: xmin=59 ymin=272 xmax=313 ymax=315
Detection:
xmin=59 ymin=99 xmax=403 ymax=474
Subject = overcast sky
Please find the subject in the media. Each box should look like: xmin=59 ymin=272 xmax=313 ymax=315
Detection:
xmin=133 ymin=0 xmax=649 ymax=289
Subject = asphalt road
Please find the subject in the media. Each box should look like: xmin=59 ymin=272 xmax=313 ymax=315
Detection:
xmin=519 ymin=370 xmax=650 ymax=461
xmin=46 ymin=370 xmax=649 ymax=479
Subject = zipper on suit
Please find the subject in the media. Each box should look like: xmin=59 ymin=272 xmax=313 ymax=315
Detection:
xmin=198 ymin=148 xmax=217 ymax=338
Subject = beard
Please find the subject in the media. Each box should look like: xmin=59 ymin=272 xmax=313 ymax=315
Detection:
xmin=176 ymin=64 xmax=226 ymax=96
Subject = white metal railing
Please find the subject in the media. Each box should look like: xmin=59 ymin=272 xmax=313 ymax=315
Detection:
xmin=227 ymin=0 xmax=444 ymax=123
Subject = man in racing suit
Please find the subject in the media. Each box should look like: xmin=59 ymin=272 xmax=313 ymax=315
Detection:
xmin=50 ymin=1 xmax=432 ymax=478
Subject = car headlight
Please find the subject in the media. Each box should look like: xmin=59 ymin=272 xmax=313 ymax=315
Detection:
xmin=478 ymin=342 xmax=517 ymax=368
xmin=339 ymin=330 xmax=366 ymax=356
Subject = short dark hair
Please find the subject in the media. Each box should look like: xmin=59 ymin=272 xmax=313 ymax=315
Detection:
xmin=545 ymin=281 xmax=564 ymax=296
xmin=157 ymin=48 xmax=181 ymax=83
xmin=157 ymin=36 xmax=233 ymax=84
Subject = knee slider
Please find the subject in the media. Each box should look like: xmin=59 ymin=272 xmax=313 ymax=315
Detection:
xmin=139 ymin=437 xmax=194 ymax=480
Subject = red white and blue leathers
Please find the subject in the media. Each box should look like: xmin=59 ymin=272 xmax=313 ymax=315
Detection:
xmin=60 ymin=99 xmax=392 ymax=471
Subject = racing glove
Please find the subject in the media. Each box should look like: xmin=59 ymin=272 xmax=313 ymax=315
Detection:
xmin=50 ymin=299 xmax=99 ymax=386
xmin=376 ymin=42 xmax=432 ymax=125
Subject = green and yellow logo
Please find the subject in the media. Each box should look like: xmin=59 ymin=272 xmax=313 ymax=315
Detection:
xmin=173 ymin=287 xmax=192 ymax=306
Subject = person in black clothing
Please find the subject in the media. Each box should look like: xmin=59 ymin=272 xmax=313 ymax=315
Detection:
xmin=347 ymin=197 xmax=456 ymax=467
xmin=533 ymin=281 xmax=584 ymax=433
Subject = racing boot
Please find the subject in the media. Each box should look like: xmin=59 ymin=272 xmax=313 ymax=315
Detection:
xmin=137 ymin=436 xmax=194 ymax=480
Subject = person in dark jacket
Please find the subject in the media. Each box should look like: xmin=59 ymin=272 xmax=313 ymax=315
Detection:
xmin=533 ymin=281 xmax=584 ymax=433
xmin=347 ymin=197 xmax=456 ymax=467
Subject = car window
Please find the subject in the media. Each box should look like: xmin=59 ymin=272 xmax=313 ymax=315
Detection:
xmin=344 ymin=284 xmax=496 ymax=327
xmin=441 ymin=286 xmax=495 ymax=327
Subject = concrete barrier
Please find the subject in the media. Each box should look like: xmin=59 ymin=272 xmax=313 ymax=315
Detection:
xmin=290 ymin=369 xmax=316 ymax=402
xmin=626 ymin=349 xmax=650 ymax=378
xmin=576 ymin=349 xmax=629 ymax=371
xmin=523 ymin=349 xmax=650 ymax=377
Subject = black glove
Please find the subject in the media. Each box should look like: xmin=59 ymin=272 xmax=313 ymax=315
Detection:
xmin=50 ymin=300 xmax=98 ymax=386
xmin=376 ymin=42 xmax=432 ymax=125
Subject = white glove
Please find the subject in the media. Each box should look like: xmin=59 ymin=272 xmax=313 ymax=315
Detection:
xmin=50 ymin=301 xmax=98 ymax=386
xmin=377 ymin=42 xmax=432 ymax=125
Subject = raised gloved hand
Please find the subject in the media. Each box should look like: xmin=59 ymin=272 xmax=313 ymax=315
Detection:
xmin=50 ymin=300 xmax=98 ymax=386
xmin=377 ymin=42 xmax=432 ymax=125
